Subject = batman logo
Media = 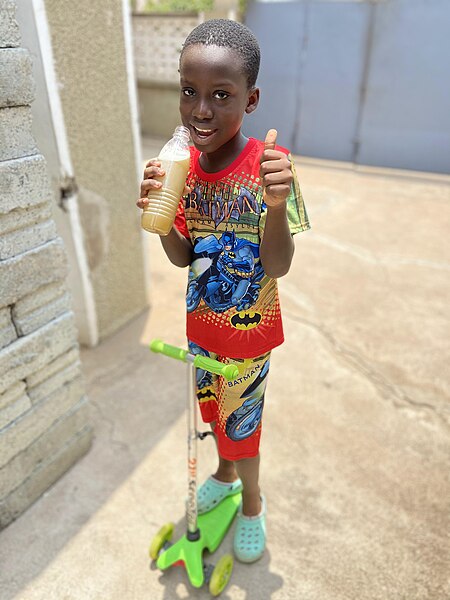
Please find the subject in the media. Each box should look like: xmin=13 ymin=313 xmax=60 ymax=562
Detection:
xmin=197 ymin=387 xmax=217 ymax=403
xmin=230 ymin=311 xmax=262 ymax=330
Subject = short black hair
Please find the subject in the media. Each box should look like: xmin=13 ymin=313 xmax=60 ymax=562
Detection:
xmin=181 ymin=19 xmax=260 ymax=89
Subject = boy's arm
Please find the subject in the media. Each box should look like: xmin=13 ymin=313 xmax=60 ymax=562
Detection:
xmin=159 ymin=226 xmax=193 ymax=268
xmin=138 ymin=158 xmax=193 ymax=268
xmin=259 ymin=130 xmax=295 ymax=278
xmin=259 ymin=204 xmax=294 ymax=278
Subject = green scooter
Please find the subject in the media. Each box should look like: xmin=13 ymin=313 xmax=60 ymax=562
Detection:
xmin=149 ymin=339 xmax=241 ymax=596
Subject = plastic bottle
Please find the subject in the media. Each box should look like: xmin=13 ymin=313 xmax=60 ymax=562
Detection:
xmin=141 ymin=126 xmax=191 ymax=236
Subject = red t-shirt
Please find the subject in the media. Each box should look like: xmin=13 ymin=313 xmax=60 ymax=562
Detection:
xmin=175 ymin=137 xmax=310 ymax=358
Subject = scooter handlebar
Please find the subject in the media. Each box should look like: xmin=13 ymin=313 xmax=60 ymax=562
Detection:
xmin=193 ymin=355 xmax=238 ymax=381
xmin=150 ymin=339 xmax=239 ymax=381
xmin=150 ymin=339 xmax=188 ymax=362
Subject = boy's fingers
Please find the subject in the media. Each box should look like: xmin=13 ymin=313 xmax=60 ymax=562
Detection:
xmin=260 ymin=156 xmax=287 ymax=173
xmin=264 ymin=129 xmax=278 ymax=150
xmin=136 ymin=198 xmax=149 ymax=209
xmin=140 ymin=179 xmax=162 ymax=196
xmin=144 ymin=166 xmax=164 ymax=179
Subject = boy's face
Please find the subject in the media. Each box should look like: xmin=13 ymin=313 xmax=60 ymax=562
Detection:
xmin=179 ymin=44 xmax=259 ymax=154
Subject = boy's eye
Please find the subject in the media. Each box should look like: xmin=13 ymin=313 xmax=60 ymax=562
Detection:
xmin=214 ymin=91 xmax=229 ymax=100
xmin=182 ymin=88 xmax=195 ymax=97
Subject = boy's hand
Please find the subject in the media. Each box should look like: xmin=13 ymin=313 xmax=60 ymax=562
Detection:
xmin=137 ymin=158 xmax=162 ymax=209
xmin=260 ymin=129 xmax=293 ymax=209
xmin=137 ymin=158 xmax=190 ymax=209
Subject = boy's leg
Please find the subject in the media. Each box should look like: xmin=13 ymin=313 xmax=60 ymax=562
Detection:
xmin=214 ymin=352 xmax=270 ymax=516
xmin=188 ymin=341 xmax=242 ymax=514
xmin=235 ymin=453 xmax=261 ymax=516
xmin=211 ymin=351 xmax=270 ymax=562
xmin=209 ymin=420 xmax=239 ymax=483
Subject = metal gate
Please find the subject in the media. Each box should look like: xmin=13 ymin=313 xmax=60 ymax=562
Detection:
xmin=244 ymin=0 xmax=450 ymax=174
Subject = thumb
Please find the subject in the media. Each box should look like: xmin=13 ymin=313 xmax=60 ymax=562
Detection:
xmin=264 ymin=128 xmax=278 ymax=150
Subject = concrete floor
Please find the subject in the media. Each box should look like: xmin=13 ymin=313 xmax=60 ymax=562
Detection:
xmin=0 ymin=141 xmax=449 ymax=599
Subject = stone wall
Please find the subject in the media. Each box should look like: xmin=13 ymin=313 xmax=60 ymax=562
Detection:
xmin=0 ymin=0 xmax=92 ymax=529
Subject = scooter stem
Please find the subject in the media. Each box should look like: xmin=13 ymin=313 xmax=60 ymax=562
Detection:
xmin=186 ymin=359 xmax=200 ymax=539
xmin=149 ymin=340 xmax=239 ymax=541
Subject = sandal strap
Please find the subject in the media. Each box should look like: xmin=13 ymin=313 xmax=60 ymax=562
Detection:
xmin=197 ymin=475 xmax=243 ymax=514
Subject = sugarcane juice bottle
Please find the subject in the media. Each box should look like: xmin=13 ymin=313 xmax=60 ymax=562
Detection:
xmin=141 ymin=125 xmax=191 ymax=236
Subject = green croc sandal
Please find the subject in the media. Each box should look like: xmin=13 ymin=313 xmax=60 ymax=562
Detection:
xmin=197 ymin=475 xmax=243 ymax=515
xmin=233 ymin=496 xmax=266 ymax=563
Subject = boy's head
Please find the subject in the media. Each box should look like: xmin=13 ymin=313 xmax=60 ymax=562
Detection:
xmin=179 ymin=19 xmax=261 ymax=156
xmin=181 ymin=19 xmax=260 ymax=89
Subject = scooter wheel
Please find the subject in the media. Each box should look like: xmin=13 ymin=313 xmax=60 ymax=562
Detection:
xmin=209 ymin=554 xmax=233 ymax=596
xmin=149 ymin=522 xmax=175 ymax=561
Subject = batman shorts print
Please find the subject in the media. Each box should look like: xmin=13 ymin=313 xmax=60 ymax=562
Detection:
xmin=188 ymin=340 xmax=271 ymax=461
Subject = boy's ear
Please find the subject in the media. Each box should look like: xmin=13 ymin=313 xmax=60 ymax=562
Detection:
xmin=245 ymin=87 xmax=260 ymax=115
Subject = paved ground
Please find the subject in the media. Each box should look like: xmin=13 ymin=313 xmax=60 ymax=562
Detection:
xmin=1 ymin=139 xmax=449 ymax=600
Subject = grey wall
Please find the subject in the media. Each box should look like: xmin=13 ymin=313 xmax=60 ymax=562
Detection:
xmin=245 ymin=0 xmax=450 ymax=173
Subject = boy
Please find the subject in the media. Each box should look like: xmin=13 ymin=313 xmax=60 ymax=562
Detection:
xmin=137 ymin=19 xmax=310 ymax=563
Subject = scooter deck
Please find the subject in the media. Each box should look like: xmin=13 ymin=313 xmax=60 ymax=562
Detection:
xmin=157 ymin=493 xmax=242 ymax=588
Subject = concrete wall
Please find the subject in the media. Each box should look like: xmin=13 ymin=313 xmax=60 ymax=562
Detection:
xmin=0 ymin=0 xmax=92 ymax=529
xmin=138 ymin=82 xmax=182 ymax=139
xmin=44 ymin=0 xmax=147 ymax=340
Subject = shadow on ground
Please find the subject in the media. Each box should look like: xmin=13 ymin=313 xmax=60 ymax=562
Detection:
xmin=0 ymin=312 xmax=186 ymax=598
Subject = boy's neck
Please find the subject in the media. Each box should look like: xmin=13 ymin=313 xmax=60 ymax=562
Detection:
xmin=199 ymin=131 xmax=249 ymax=173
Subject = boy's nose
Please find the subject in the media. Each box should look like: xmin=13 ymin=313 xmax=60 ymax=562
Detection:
xmin=193 ymin=99 xmax=213 ymax=120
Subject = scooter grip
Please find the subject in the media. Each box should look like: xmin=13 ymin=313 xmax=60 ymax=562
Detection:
xmin=193 ymin=355 xmax=239 ymax=381
xmin=150 ymin=339 xmax=188 ymax=362
xmin=150 ymin=339 xmax=238 ymax=380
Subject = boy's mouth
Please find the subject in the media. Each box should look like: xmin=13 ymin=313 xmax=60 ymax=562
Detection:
xmin=191 ymin=125 xmax=217 ymax=143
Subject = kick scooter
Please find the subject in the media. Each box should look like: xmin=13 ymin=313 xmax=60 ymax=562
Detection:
xmin=149 ymin=339 xmax=241 ymax=596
